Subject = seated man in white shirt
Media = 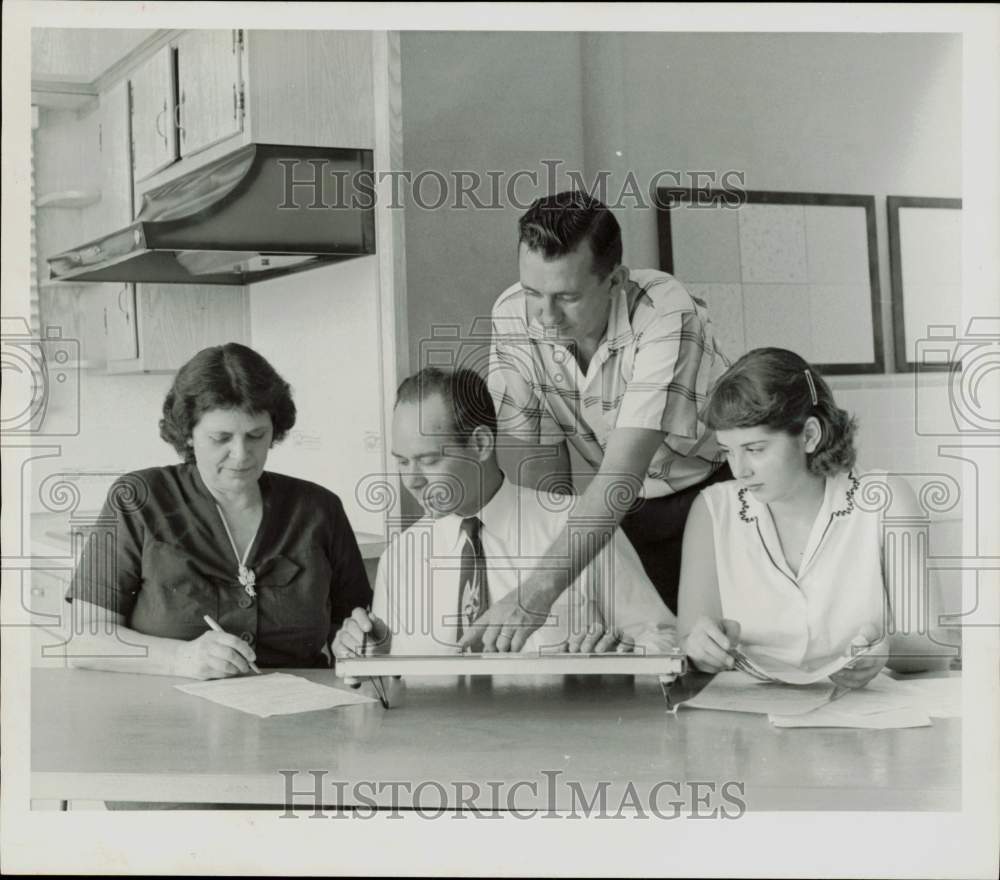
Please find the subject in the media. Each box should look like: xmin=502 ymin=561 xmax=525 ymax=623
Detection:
xmin=333 ymin=367 xmax=676 ymax=659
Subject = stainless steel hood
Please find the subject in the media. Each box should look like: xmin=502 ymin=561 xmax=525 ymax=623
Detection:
xmin=47 ymin=143 xmax=375 ymax=285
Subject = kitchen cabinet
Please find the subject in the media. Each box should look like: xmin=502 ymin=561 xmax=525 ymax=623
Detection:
xmin=28 ymin=569 xmax=69 ymax=621
xmin=134 ymin=30 xmax=374 ymax=203
xmin=104 ymin=283 xmax=139 ymax=362
xmin=39 ymin=280 xmax=249 ymax=374
xmin=175 ymin=29 xmax=244 ymax=160
xmin=36 ymin=286 xmax=108 ymax=367
xmin=93 ymin=79 xmax=133 ymax=231
xmin=241 ymin=30 xmax=373 ymax=148
xmin=28 ymin=570 xmax=70 ymax=669
xmin=36 ymin=69 xmax=251 ymax=374
xmin=106 ymin=283 xmax=250 ymax=374
xmin=129 ymin=44 xmax=178 ymax=183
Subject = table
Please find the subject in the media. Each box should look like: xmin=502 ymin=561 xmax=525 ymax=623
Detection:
xmin=31 ymin=668 xmax=960 ymax=811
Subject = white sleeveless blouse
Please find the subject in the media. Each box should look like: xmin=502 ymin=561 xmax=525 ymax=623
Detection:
xmin=701 ymin=470 xmax=887 ymax=671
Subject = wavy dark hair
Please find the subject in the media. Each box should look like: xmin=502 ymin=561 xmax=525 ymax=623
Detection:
xmin=703 ymin=348 xmax=857 ymax=476
xmin=159 ymin=343 xmax=296 ymax=463
xmin=395 ymin=366 xmax=497 ymax=442
xmin=518 ymin=190 xmax=623 ymax=280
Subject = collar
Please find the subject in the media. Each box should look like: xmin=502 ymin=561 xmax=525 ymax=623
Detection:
xmin=438 ymin=471 xmax=515 ymax=553
xmin=524 ymin=267 xmax=637 ymax=355
xmin=603 ymin=273 xmax=638 ymax=352
xmin=184 ymin=461 xmax=272 ymax=510
xmin=738 ymin=470 xmax=860 ymax=582
xmin=737 ymin=470 xmax=859 ymax=526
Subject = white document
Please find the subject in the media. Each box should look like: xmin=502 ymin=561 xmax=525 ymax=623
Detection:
xmin=734 ymin=641 xmax=883 ymax=685
xmin=175 ymin=672 xmax=376 ymax=717
xmin=769 ymin=673 xmax=933 ymax=728
xmin=684 ymin=671 xmax=835 ymax=716
xmin=770 ymin=706 xmax=932 ymax=729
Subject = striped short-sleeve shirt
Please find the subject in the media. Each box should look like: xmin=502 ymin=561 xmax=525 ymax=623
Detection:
xmin=488 ymin=268 xmax=729 ymax=498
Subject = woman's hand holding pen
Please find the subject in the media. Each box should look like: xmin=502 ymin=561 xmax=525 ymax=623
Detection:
xmin=332 ymin=607 xmax=391 ymax=686
xmin=683 ymin=616 xmax=742 ymax=673
xmin=173 ymin=629 xmax=259 ymax=680
xmin=828 ymin=626 xmax=887 ymax=693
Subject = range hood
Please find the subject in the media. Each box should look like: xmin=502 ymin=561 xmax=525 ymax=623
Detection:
xmin=47 ymin=143 xmax=375 ymax=285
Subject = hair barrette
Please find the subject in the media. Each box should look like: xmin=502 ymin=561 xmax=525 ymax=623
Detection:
xmin=804 ymin=369 xmax=818 ymax=406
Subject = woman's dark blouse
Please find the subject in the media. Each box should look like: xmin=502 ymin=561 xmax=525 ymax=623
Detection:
xmin=67 ymin=464 xmax=372 ymax=668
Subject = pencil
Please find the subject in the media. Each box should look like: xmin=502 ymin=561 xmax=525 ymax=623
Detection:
xmin=362 ymin=605 xmax=389 ymax=709
xmin=203 ymin=614 xmax=261 ymax=674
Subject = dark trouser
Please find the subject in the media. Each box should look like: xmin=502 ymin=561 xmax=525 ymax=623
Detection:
xmin=619 ymin=463 xmax=733 ymax=615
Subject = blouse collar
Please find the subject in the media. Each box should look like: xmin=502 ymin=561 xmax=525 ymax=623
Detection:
xmin=737 ymin=470 xmax=860 ymax=582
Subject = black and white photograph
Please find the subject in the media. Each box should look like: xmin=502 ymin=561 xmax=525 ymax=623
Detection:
xmin=2 ymin=2 xmax=998 ymax=876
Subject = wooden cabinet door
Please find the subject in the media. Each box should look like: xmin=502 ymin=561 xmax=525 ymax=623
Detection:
xmin=135 ymin=283 xmax=248 ymax=371
xmin=129 ymin=45 xmax=178 ymax=183
xmin=96 ymin=79 xmax=134 ymax=231
xmin=104 ymin=283 xmax=138 ymax=362
xmin=176 ymin=29 xmax=244 ymax=159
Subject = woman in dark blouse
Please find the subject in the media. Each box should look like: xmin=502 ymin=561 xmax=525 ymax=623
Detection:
xmin=67 ymin=343 xmax=372 ymax=678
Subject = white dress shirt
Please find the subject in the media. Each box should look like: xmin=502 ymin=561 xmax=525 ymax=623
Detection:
xmin=373 ymin=475 xmax=676 ymax=654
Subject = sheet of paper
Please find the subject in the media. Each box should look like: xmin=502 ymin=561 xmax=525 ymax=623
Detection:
xmin=889 ymin=675 xmax=962 ymax=718
xmin=769 ymin=673 xmax=938 ymax=728
xmin=175 ymin=672 xmax=376 ymax=717
xmin=735 ymin=642 xmax=883 ymax=685
xmin=823 ymin=672 xmax=912 ymax=713
xmin=684 ymin=671 xmax=835 ymax=716
xmin=770 ymin=706 xmax=932 ymax=729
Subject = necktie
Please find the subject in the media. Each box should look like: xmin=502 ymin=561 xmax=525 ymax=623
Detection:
xmin=457 ymin=515 xmax=489 ymax=639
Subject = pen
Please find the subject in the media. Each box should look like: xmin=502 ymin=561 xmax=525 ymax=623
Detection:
xmin=203 ymin=614 xmax=261 ymax=674
xmin=361 ymin=605 xmax=390 ymax=710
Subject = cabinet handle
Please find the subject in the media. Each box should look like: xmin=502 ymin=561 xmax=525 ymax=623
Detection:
xmin=232 ymin=84 xmax=237 ymax=121
xmin=155 ymin=102 xmax=168 ymax=147
xmin=176 ymin=91 xmax=186 ymax=142
xmin=117 ymin=286 xmax=130 ymax=316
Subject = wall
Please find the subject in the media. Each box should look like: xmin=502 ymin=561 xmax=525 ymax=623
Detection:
xmin=29 ymin=369 xmax=175 ymax=514
xmin=400 ymin=31 xmax=587 ymax=374
xmin=248 ymin=257 xmax=385 ymax=534
xmin=601 ymin=33 xmax=961 ymax=270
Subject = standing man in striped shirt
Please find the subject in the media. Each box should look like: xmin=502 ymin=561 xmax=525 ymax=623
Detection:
xmin=462 ymin=191 xmax=731 ymax=650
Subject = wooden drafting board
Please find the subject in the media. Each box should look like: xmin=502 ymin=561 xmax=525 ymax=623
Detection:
xmin=335 ymin=651 xmax=687 ymax=679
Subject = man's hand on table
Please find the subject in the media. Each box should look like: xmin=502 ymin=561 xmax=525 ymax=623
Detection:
xmin=458 ymin=572 xmax=566 ymax=653
xmin=565 ymin=620 xmax=626 ymax=654
xmin=332 ymin=607 xmax=391 ymax=686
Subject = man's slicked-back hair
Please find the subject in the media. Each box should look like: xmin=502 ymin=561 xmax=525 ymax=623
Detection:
xmin=518 ymin=190 xmax=623 ymax=279
xmin=395 ymin=367 xmax=498 ymax=442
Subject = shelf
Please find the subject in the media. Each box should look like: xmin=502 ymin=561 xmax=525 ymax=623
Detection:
xmin=37 ymin=279 xmax=97 ymax=291
xmin=36 ymin=190 xmax=101 ymax=209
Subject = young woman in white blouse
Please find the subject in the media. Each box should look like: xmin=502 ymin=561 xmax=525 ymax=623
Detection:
xmin=678 ymin=348 xmax=953 ymax=689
